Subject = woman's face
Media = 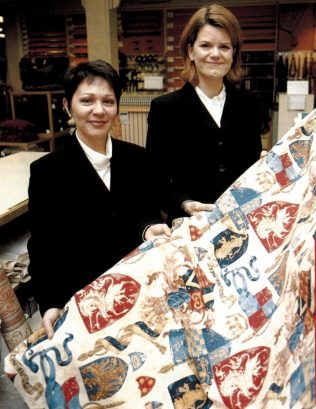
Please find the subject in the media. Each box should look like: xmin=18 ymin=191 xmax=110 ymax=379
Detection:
xmin=66 ymin=76 xmax=118 ymax=146
xmin=188 ymin=24 xmax=234 ymax=84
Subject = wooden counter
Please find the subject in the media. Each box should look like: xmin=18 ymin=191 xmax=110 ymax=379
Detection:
xmin=0 ymin=151 xmax=47 ymax=227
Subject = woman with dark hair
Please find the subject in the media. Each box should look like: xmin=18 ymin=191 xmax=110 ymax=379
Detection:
xmin=28 ymin=60 xmax=170 ymax=338
xmin=146 ymin=4 xmax=263 ymax=224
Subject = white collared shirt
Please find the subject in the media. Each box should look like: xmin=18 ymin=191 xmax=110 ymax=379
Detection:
xmin=195 ymin=85 xmax=226 ymax=127
xmin=76 ymin=133 xmax=112 ymax=190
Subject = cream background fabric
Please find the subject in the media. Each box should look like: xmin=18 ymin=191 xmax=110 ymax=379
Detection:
xmin=5 ymin=109 xmax=316 ymax=409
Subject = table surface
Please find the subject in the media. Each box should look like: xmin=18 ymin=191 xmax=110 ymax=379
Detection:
xmin=0 ymin=151 xmax=47 ymax=226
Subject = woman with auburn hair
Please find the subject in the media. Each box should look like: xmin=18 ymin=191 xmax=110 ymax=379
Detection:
xmin=146 ymin=4 xmax=263 ymax=224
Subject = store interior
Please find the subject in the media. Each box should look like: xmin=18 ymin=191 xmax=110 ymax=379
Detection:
xmin=0 ymin=1 xmax=315 ymax=151
xmin=0 ymin=2 xmax=315 ymax=404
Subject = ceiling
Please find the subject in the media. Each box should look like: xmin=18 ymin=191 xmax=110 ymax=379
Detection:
xmin=0 ymin=0 xmax=314 ymax=16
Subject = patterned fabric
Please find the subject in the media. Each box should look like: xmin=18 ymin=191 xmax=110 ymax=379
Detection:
xmin=5 ymin=109 xmax=316 ymax=409
xmin=0 ymin=267 xmax=32 ymax=351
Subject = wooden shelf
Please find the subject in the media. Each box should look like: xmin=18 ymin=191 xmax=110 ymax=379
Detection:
xmin=0 ymin=129 xmax=69 ymax=152
xmin=10 ymin=91 xmax=69 ymax=144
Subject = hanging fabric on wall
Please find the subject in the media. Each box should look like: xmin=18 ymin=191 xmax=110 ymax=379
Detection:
xmin=296 ymin=53 xmax=301 ymax=79
xmin=284 ymin=54 xmax=289 ymax=79
xmin=275 ymin=53 xmax=287 ymax=93
xmin=302 ymin=53 xmax=308 ymax=79
xmin=289 ymin=53 xmax=297 ymax=78
xmin=308 ymin=53 xmax=315 ymax=96
xmin=4 ymin=109 xmax=316 ymax=409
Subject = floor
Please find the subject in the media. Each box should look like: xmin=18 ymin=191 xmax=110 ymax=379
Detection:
xmin=0 ymin=214 xmax=42 ymax=408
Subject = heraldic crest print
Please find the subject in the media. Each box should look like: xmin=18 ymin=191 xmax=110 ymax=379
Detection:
xmin=4 ymin=108 xmax=316 ymax=409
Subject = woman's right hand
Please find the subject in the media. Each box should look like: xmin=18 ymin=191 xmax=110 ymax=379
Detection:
xmin=42 ymin=307 xmax=63 ymax=339
xmin=260 ymin=150 xmax=268 ymax=159
xmin=181 ymin=200 xmax=215 ymax=216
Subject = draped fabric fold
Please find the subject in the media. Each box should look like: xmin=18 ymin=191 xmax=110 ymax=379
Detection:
xmin=4 ymin=109 xmax=316 ymax=409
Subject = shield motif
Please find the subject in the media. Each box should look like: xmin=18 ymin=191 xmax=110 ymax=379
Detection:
xmin=212 ymin=229 xmax=248 ymax=267
xmin=248 ymin=201 xmax=299 ymax=252
xmin=80 ymin=356 xmax=128 ymax=401
xmin=75 ymin=273 xmax=141 ymax=333
xmin=136 ymin=376 xmax=156 ymax=397
xmin=213 ymin=346 xmax=270 ymax=409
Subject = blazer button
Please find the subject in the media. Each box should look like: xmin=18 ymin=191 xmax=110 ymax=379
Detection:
xmin=217 ymin=140 xmax=223 ymax=146
xmin=219 ymin=165 xmax=225 ymax=173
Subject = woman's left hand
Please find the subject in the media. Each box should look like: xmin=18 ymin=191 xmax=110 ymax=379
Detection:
xmin=182 ymin=200 xmax=215 ymax=216
xmin=144 ymin=223 xmax=171 ymax=240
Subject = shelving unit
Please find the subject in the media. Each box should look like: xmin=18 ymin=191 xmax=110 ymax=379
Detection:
xmin=0 ymin=91 xmax=70 ymax=152
xmin=0 ymin=131 xmax=67 ymax=152
xmin=66 ymin=14 xmax=88 ymax=65
xmin=19 ymin=13 xmax=88 ymax=71
xmin=241 ymin=51 xmax=276 ymax=102
xmin=241 ymin=50 xmax=276 ymax=135
xmin=20 ymin=15 xmax=67 ymax=57
xmin=119 ymin=10 xmax=164 ymax=55
xmin=118 ymin=10 xmax=166 ymax=93
xmin=240 ymin=51 xmax=276 ymax=149
xmin=10 ymin=91 xmax=69 ymax=134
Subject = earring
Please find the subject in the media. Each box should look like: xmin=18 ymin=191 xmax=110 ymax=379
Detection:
xmin=64 ymin=106 xmax=75 ymax=127
xmin=67 ymin=117 xmax=75 ymax=127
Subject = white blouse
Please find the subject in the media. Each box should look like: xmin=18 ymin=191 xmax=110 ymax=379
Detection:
xmin=76 ymin=133 xmax=112 ymax=190
xmin=195 ymin=85 xmax=226 ymax=127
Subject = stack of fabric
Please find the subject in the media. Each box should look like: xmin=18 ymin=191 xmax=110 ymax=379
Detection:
xmin=4 ymin=108 xmax=316 ymax=409
xmin=0 ymin=266 xmax=32 ymax=354
xmin=0 ymin=119 xmax=37 ymax=143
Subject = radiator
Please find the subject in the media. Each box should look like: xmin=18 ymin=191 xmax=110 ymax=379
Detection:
xmin=119 ymin=108 xmax=149 ymax=147
xmin=118 ymin=95 xmax=158 ymax=147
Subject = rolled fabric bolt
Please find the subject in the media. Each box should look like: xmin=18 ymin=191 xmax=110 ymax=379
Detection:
xmin=0 ymin=267 xmax=32 ymax=351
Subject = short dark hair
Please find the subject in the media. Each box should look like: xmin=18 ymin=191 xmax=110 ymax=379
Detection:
xmin=63 ymin=60 xmax=122 ymax=108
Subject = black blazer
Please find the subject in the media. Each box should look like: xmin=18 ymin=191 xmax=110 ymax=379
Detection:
xmin=146 ymin=82 xmax=263 ymax=222
xmin=27 ymin=134 xmax=162 ymax=314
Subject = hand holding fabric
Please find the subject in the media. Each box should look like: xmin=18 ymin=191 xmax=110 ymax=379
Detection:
xmin=42 ymin=307 xmax=63 ymax=339
xmin=181 ymin=200 xmax=215 ymax=216
xmin=260 ymin=149 xmax=268 ymax=159
xmin=144 ymin=223 xmax=171 ymax=240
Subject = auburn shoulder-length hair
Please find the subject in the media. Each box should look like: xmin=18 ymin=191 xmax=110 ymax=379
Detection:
xmin=179 ymin=4 xmax=243 ymax=86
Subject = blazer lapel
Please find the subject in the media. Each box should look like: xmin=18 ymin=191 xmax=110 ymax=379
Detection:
xmin=180 ymin=83 xmax=221 ymax=129
xmin=109 ymin=138 xmax=125 ymax=196
xmin=220 ymin=85 xmax=239 ymax=132
xmin=66 ymin=134 xmax=111 ymax=198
